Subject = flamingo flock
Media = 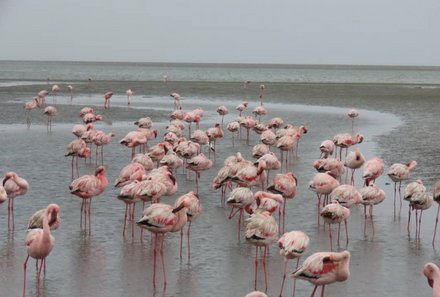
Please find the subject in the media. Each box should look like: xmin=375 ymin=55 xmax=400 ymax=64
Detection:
xmin=1 ymin=81 xmax=439 ymax=297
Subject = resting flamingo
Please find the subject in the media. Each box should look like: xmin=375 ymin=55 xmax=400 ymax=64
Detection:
xmin=278 ymin=230 xmax=310 ymax=297
xmin=321 ymin=201 xmax=350 ymax=250
xmin=388 ymin=160 xmax=417 ymax=212
xmin=319 ymin=140 xmax=335 ymax=159
xmin=362 ymin=157 xmax=384 ymax=186
xmin=330 ymin=185 xmax=362 ymax=208
xmin=186 ymin=153 xmax=213 ymax=194
xmin=333 ymin=133 xmax=364 ymax=160
xmin=92 ymin=131 xmax=115 ymax=164
xmin=226 ymin=121 xmax=240 ymax=146
xmin=408 ymin=191 xmax=433 ymax=240
xmin=23 ymin=204 xmax=59 ymax=297
xmin=217 ymin=105 xmax=229 ymax=126
xmin=292 ymin=250 xmax=350 ymax=297
xmin=2 ymin=172 xmax=29 ymax=230
xmin=403 ymin=179 xmax=426 ymax=235
xmin=344 ymin=149 xmax=365 ymax=185
xmin=136 ymin=199 xmax=191 ymax=287
xmin=69 ymin=166 xmax=108 ymax=229
xmin=44 ymin=106 xmax=57 ymax=131
xmin=64 ymin=139 xmax=91 ymax=178
xmin=227 ymin=187 xmax=255 ymax=240
xmin=104 ymin=91 xmax=113 ymax=109
xmin=27 ymin=203 xmax=61 ymax=230
xmin=423 ymin=262 xmax=440 ymax=297
xmin=51 ymin=84 xmax=60 ymax=104
xmin=347 ymin=108 xmax=359 ymax=130
xmin=246 ymin=210 xmax=278 ymax=292
xmin=359 ymin=182 xmax=385 ymax=235
xmin=309 ymin=172 xmax=340 ymax=224
xmin=236 ymin=101 xmax=249 ymax=116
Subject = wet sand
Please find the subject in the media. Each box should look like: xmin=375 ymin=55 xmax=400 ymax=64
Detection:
xmin=0 ymin=81 xmax=439 ymax=297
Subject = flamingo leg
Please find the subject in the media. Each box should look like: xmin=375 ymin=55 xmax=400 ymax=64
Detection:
xmin=345 ymin=219 xmax=349 ymax=245
xmin=263 ymin=246 xmax=268 ymax=293
xmin=187 ymin=221 xmax=192 ymax=260
xmin=23 ymin=255 xmax=29 ymax=297
xmin=328 ymin=224 xmax=333 ymax=251
xmin=419 ymin=211 xmax=423 ymax=239
xmin=123 ymin=204 xmax=128 ymax=236
xmin=37 ymin=257 xmax=44 ymax=295
xmin=180 ymin=228 xmax=183 ymax=259
xmin=320 ymin=285 xmax=325 ymax=297
xmin=131 ymin=204 xmax=135 ymax=238
xmin=160 ymin=234 xmax=167 ymax=287
xmin=407 ymin=205 xmax=412 ymax=235
xmin=292 ymin=258 xmax=300 ymax=297
xmin=153 ymin=233 xmax=157 ymax=287
xmin=415 ymin=210 xmax=419 ymax=239
xmin=433 ymin=204 xmax=440 ymax=246
xmin=279 ymin=260 xmax=287 ymax=297
xmin=310 ymin=285 xmax=318 ymax=297
xmin=254 ymin=246 xmax=259 ymax=290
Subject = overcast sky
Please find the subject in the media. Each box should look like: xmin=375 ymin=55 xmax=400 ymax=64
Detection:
xmin=0 ymin=0 xmax=439 ymax=66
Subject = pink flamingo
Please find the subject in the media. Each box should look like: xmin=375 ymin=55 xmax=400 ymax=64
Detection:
xmin=190 ymin=129 xmax=209 ymax=151
xmin=82 ymin=113 xmax=103 ymax=124
xmin=309 ymin=172 xmax=340 ymax=224
xmin=227 ymin=187 xmax=255 ymax=240
xmin=313 ymin=158 xmax=345 ymax=180
xmin=117 ymin=180 xmax=142 ymax=237
xmin=119 ymin=131 xmax=147 ymax=158
xmin=404 ymin=180 xmax=426 ymax=232
xmin=278 ymin=230 xmax=310 ymax=297
xmin=69 ymin=166 xmax=108 ymax=229
xmin=408 ymin=191 xmax=433 ymax=240
xmin=260 ymin=129 xmax=277 ymax=147
xmin=246 ymin=210 xmax=278 ymax=292
xmin=267 ymin=172 xmax=297 ymax=232
xmin=80 ymin=107 xmax=95 ymax=116
xmin=252 ymin=144 xmax=270 ymax=159
xmin=243 ymin=80 xmax=251 ymax=89
xmin=254 ymin=191 xmax=283 ymax=215
xmin=257 ymin=152 xmax=281 ymax=183
xmin=104 ymin=91 xmax=113 ymax=109
xmin=175 ymin=191 xmax=201 ymax=260
xmin=2 ymin=172 xmax=29 ymax=229
xmin=232 ymin=160 xmax=267 ymax=189
xmin=253 ymin=123 xmax=268 ymax=135
xmin=362 ymin=157 xmax=384 ymax=186
xmin=347 ymin=108 xmax=359 ymax=130
xmin=64 ymin=138 xmax=91 ymax=178
xmin=160 ymin=150 xmax=184 ymax=172
xmin=388 ymin=160 xmax=417 ymax=212
xmin=51 ymin=84 xmax=60 ymax=104
xmin=276 ymin=134 xmax=299 ymax=171
xmin=241 ymin=116 xmax=257 ymax=145
xmin=24 ymin=97 xmax=40 ymax=128
xmin=114 ymin=162 xmax=146 ymax=188
xmin=72 ymin=123 xmax=90 ymax=138
xmin=170 ymin=92 xmax=181 ymax=109
xmin=344 ymin=149 xmax=365 ymax=185
xmin=27 ymin=203 xmax=61 ymax=230
xmin=186 ymin=153 xmax=213 ymax=194
xmin=330 ymin=185 xmax=362 ymax=208
xmin=424 ymin=262 xmax=440 ymax=297
xmin=0 ymin=184 xmax=7 ymax=205
xmin=432 ymin=180 xmax=440 ymax=246
xmin=227 ymin=121 xmax=240 ymax=146
xmin=136 ymin=199 xmax=191 ymax=287
xmin=268 ymin=117 xmax=284 ymax=129
xmin=320 ymin=201 xmax=350 ymax=250
xmin=92 ymin=131 xmax=115 ymax=164
xmin=67 ymin=85 xmax=73 ymax=101
xmin=319 ymin=140 xmax=335 ymax=159
xmin=206 ymin=123 xmax=224 ymax=153
xmin=252 ymin=105 xmax=268 ymax=123
xmin=135 ymin=116 xmax=152 ymax=128
xmin=359 ymin=182 xmax=385 ymax=235
xmin=292 ymin=250 xmax=350 ymax=297
xmin=217 ymin=105 xmax=229 ymax=126
xmin=333 ymin=133 xmax=364 ymax=160
xmin=23 ymin=204 xmax=59 ymax=297
xmin=43 ymin=106 xmax=57 ymax=131
xmin=259 ymin=84 xmax=265 ymax=103
xmin=236 ymin=101 xmax=249 ymax=116
xmin=126 ymin=89 xmax=133 ymax=105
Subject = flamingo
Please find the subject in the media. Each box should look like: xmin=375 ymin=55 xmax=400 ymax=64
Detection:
xmin=408 ymin=191 xmax=433 ymax=240
xmin=313 ymin=158 xmax=345 ymax=181
xmin=257 ymin=152 xmax=281 ymax=183
xmin=69 ymin=166 xmax=108 ymax=229
xmin=268 ymin=117 xmax=284 ymax=130
xmin=51 ymin=84 xmax=60 ymax=104
xmin=236 ymin=101 xmax=249 ymax=116
xmin=119 ymin=131 xmax=147 ymax=158
xmin=388 ymin=160 xmax=417 ymax=212
xmin=259 ymin=84 xmax=265 ymax=103
xmin=344 ymin=149 xmax=365 ymax=185
xmin=80 ymin=107 xmax=95 ymax=117
xmin=23 ymin=204 xmax=59 ymax=297
xmin=2 ymin=172 xmax=29 ymax=229
xmin=27 ymin=203 xmax=61 ymax=230
xmin=114 ymin=162 xmax=146 ymax=188
xmin=359 ymin=182 xmax=385 ymax=235
xmin=160 ymin=150 xmax=184 ymax=172
xmin=320 ymin=201 xmax=350 ymax=250
xmin=186 ymin=153 xmax=213 ymax=194
xmin=278 ymin=230 xmax=310 ymax=297
xmin=134 ymin=116 xmax=152 ymax=129
xmin=309 ymin=172 xmax=340 ymax=224
xmin=330 ymin=185 xmax=362 ymax=208
xmin=241 ymin=116 xmax=256 ymax=145
xmin=403 ymin=179 xmax=426 ymax=235
xmin=252 ymin=144 xmax=270 ymax=159
xmin=170 ymin=92 xmax=181 ymax=109
xmin=362 ymin=157 xmax=384 ymax=186
xmin=92 ymin=131 xmax=115 ymax=164
xmin=136 ymin=199 xmax=191 ymax=287
xmin=347 ymin=108 xmax=359 ymax=130
xmin=0 ymin=184 xmax=7 ymax=205
xmin=276 ymin=134 xmax=299 ymax=171
xmin=43 ymin=106 xmax=57 ymax=131
xmin=253 ymin=123 xmax=268 ymax=135
xmin=227 ymin=187 xmax=255 ymax=240
xmin=217 ymin=105 xmax=229 ymax=126
xmin=432 ymin=180 xmax=440 ymax=246
xmin=190 ymin=130 xmax=209 ymax=151
xmin=260 ymin=129 xmax=277 ymax=147
xmin=232 ymin=160 xmax=267 ymax=189
xmin=245 ymin=210 xmax=278 ymax=292
xmin=174 ymin=191 xmax=201 ymax=259
xmin=104 ymin=91 xmax=113 ymax=109
xmin=243 ymin=80 xmax=251 ymax=89
xmin=319 ymin=140 xmax=335 ymax=159
xmin=64 ymin=139 xmax=91 ymax=178
xmin=24 ymin=97 xmax=39 ymax=128
xmin=252 ymin=105 xmax=268 ymax=123
xmin=72 ymin=123 xmax=91 ymax=138
xmin=206 ymin=123 xmax=224 ymax=153
xmin=292 ymin=250 xmax=350 ymax=297
xmin=67 ymin=85 xmax=73 ymax=101
xmin=423 ymin=262 xmax=440 ymax=297
xmin=226 ymin=121 xmax=240 ymax=146
xmin=333 ymin=133 xmax=364 ymax=160
xmin=82 ymin=113 xmax=103 ymax=124
xmin=126 ymin=89 xmax=133 ymax=105
xmin=117 ymin=180 xmax=142 ymax=236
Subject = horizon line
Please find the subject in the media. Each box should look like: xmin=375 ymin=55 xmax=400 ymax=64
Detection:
xmin=1 ymin=59 xmax=440 ymax=70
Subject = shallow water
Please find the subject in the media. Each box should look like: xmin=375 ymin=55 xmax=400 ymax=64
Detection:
xmin=0 ymin=73 xmax=440 ymax=297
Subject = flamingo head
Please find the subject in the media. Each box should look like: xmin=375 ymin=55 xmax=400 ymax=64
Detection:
xmin=2 ymin=172 xmax=16 ymax=186
xmin=95 ymin=166 xmax=106 ymax=176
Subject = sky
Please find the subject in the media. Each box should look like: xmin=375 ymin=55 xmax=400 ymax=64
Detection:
xmin=0 ymin=0 xmax=439 ymax=66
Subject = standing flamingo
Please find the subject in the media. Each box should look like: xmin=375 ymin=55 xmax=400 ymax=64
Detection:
xmin=126 ymin=89 xmax=133 ymax=105
xmin=404 ymin=179 xmax=426 ymax=235
xmin=330 ymin=185 xmax=362 ymax=208
xmin=236 ymin=101 xmax=249 ymax=116
xmin=23 ymin=204 xmax=59 ymax=297
xmin=27 ymin=203 xmax=61 ymax=230
xmin=408 ymin=191 xmax=433 ymax=240
xmin=226 ymin=121 xmax=240 ymax=146
xmin=359 ymin=182 xmax=385 ymax=235
xmin=186 ymin=153 xmax=213 ymax=194
xmin=319 ymin=140 xmax=335 ymax=159
xmin=44 ymin=106 xmax=57 ymax=132
xmin=217 ymin=105 xmax=229 ymax=126
xmin=309 ymin=172 xmax=340 ymax=224
xmin=313 ymin=158 xmax=345 ymax=181
xmin=241 ymin=116 xmax=256 ymax=145
xmin=136 ymin=199 xmax=191 ymax=287
xmin=362 ymin=157 xmax=384 ymax=186
xmin=24 ymin=97 xmax=40 ymax=128
xmin=2 ymin=172 xmax=29 ymax=230
xmin=64 ymin=138 xmax=91 ymax=178
xmin=69 ymin=166 xmax=108 ymax=230
xmin=246 ymin=210 xmax=278 ymax=292
xmin=92 ymin=131 xmax=115 ymax=164
xmin=423 ymin=262 xmax=440 ymax=297
xmin=387 ymin=160 xmax=417 ymax=212
xmin=227 ymin=187 xmax=255 ymax=240
xmin=344 ymin=149 xmax=365 ymax=185
xmin=292 ymin=250 xmax=350 ymax=297
xmin=67 ymin=85 xmax=73 ymax=101
xmin=117 ymin=180 xmax=143 ymax=237
xmin=104 ymin=91 xmax=113 ymax=109
xmin=175 ymin=191 xmax=201 ymax=260
xmin=333 ymin=133 xmax=364 ymax=160
xmin=170 ymin=92 xmax=181 ymax=109
xmin=320 ymin=201 xmax=350 ymax=250
xmin=259 ymin=84 xmax=265 ymax=104
xmin=51 ymin=84 xmax=60 ymax=104
xmin=278 ymin=230 xmax=310 ymax=297
xmin=243 ymin=80 xmax=251 ymax=89
xmin=347 ymin=108 xmax=359 ymax=131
